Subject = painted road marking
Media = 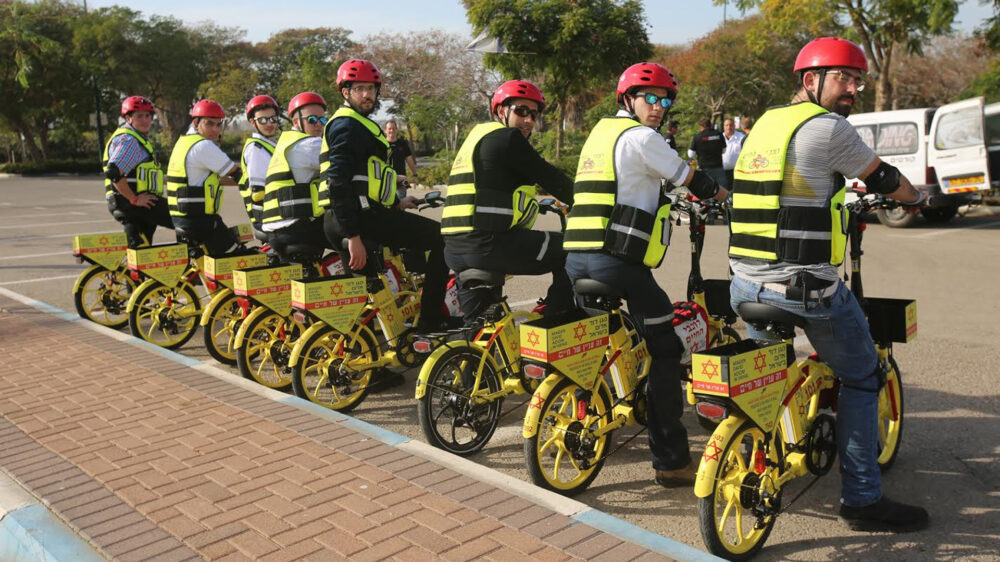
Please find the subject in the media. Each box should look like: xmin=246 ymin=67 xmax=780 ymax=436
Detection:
xmin=0 ymin=274 xmax=80 ymax=286
xmin=0 ymin=251 xmax=68 ymax=261
xmin=0 ymin=219 xmax=114 ymax=230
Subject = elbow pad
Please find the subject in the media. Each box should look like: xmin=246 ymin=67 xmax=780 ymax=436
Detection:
xmin=105 ymin=163 xmax=123 ymax=183
xmin=688 ymin=170 xmax=721 ymax=200
xmin=863 ymin=161 xmax=901 ymax=195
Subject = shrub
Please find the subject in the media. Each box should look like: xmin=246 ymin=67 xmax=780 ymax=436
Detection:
xmin=1 ymin=158 xmax=101 ymax=175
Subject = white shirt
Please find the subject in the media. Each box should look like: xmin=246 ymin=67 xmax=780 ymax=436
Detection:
xmin=262 ymin=134 xmax=322 ymax=232
xmin=722 ymin=130 xmax=746 ymax=170
xmin=613 ymin=110 xmax=690 ymax=213
xmin=243 ymin=133 xmax=276 ymax=190
xmin=184 ymin=127 xmax=236 ymax=186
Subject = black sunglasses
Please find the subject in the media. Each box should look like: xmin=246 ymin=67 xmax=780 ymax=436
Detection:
xmin=510 ymin=105 xmax=540 ymax=119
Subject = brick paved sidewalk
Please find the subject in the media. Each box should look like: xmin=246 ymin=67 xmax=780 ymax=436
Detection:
xmin=0 ymin=295 xmax=701 ymax=561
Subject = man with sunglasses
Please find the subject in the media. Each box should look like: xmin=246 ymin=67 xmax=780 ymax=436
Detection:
xmin=166 ymin=99 xmax=244 ymax=256
xmin=323 ymin=59 xmax=449 ymax=339
xmin=440 ymin=80 xmax=575 ymax=326
xmin=104 ymin=96 xmax=173 ymax=248
xmin=564 ymin=62 xmax=727 ymax=488
xmin=728 ymin=37 xmax=928 ymax=533
xmin=241 ymin=95 xmax=280 ymax=232
xmin=261 ymin=92 xmax=333 ymax=253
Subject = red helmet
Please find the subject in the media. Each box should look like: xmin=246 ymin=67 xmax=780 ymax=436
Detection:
xmin=245 ymin=95 xmax=279 ymax=119
xmin=287 ymin=92 xmax=326 ymax=117
xmin=794 ymin=37 xmax=868 ymax=73
xmin=336 ymin=59 xmax=382 ymax=87
xmin=491 ymin=80 xmax=545 ymax=116
xmin=121 ymin=96 xmax=154 ymax=116
xmin=190 ymin=99 xmax=225 ymax=119
xmin=616 ymin=63 xmax=678 ymax=104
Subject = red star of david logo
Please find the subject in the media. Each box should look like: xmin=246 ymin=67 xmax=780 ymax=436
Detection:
xmin=330 ymin=283 xmax=343 ymax=296
xmin=269 ymin=271 xmax=283 ymax=283
xmin=530 ymin=394 xmax=544 ymax=410
xmin=572 ymin=322 xmax=587 ymax=342
xmin=526 ymin=330 xmax=540 ymax=346
xmin=701 ymin=360 xmax=719 ymax=380
xmin=157 ymin=249 xmax=169 ymax=259
xmin=98 ymin=236 xmax=109 ymax=245
xmin=703 ymin=440 xmax=722 ymax=462
xmin=753 ymin=351 xmax=768 ymax=373
xmin=236 ymin=259 xmax=248 ymax=269
xmin=387 ymin=313 xmax=395 ymax=323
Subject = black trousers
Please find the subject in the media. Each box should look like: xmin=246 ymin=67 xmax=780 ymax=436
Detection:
xmin=324 ymin=207 xmax=448 ymax=330
xmin=444 ymin=229 xmax=573 ymax=327
xmin=171 ymin=215 xmax=239 ymax=257
xmin=107 ymin=194 xmax=174 ymax=249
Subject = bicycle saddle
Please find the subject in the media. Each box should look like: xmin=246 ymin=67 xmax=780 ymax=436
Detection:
xmin=252 ymin=226 xmax=269 ymax=243
xmin=269 ymin=240 xmax=324 ymax=259
xmin=573 ymin=278 xmax=624 ymax=301
xmin=457 ymin=269 xmax=505 ymax=287
xmin=737 ymin=302 xmax=809 ymax=330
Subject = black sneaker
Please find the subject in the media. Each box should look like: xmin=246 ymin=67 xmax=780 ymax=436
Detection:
xmin=838 ymin=496 xmax=929 ymax=532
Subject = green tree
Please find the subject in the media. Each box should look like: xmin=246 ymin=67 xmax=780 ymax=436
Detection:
xmin=464 ymin=0 xmax=652 ymax=157
xmin=727 ymin=0 xmax=959 ymax=110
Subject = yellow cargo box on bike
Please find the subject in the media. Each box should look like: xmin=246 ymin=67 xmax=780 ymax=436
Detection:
xmin=691 ymin=340 xmax=788 ymax=434
xmin=290 ymin=276 xmax=367 ymax=333
xmin=73 ymin=232 xmax=129 ymax=271
xmin=204 ymin=253 xmax=267 ymax=289
xmin=233 ymin=263 xmax=303 ymax=317
xmin=127 ymin=243 xmax=189 ymax=286
xmin=519 ymin=313 xmax=610 ymax=390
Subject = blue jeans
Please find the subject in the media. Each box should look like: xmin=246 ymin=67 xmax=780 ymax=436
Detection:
xmin=566 ymin=252 xmax=691 ymax=471
xmin=730 ymin=275 xmax=881 ymax=507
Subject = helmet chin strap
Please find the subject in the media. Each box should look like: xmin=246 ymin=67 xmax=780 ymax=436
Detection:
xmin=806 ymin=70 xmax=827 ymax=107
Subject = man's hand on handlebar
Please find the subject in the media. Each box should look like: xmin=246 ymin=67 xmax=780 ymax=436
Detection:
xmin=397 ymin=195 xmax=419 ymax=210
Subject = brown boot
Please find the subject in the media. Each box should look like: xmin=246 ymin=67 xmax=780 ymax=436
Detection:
xmin=654 ymin=461 xmax=697 ymax=488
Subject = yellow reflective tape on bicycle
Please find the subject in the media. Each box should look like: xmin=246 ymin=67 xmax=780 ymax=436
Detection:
xmin=127 ymin=243 xmax=188 ymax=286
xmin=232 ymin=263 xmax=303 ymax=316
xmin=204 ymin=253 xmax=267 ymax=289
xmin=519 ymin=313 xmax=609 ymax=389
xmin=73 ymin=232 xmax=128 ymax=270
xmin=691 ymin=340 xmax=788 ymax=433
xmin=290 ymin=275 xmax=367 ymax=333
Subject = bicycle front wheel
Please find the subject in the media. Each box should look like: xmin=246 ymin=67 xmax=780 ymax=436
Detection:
xmin=524 ymin=377 xmax=613 ymax=496
xmin=698 ymin=420 xmax=779 ymax=560
xmin=128 ymin=281 xmax=201 ymax=349
xmin=291 ymin=325 xmax=379 ymax=413
xmin=417 ymin=346 xmax=503 ymax=456
xmin=74 ymin=265 xmax=135 ymax=329
xmin=877 ymin=356 xmax=904 ymax=471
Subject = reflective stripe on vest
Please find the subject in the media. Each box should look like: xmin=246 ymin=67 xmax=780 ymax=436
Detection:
xmin=240 ymin=137 xmax=275 ymax=225
xmin=166 ymin=134 xmax=223 ymax=217
xmin=320 ymin=107 xmax=394 ymax=210
xmin=102 ymin=127 xmax=163 ymax=196
xmin=564 ymin=117 xmax=672 ymax=268
xmin=729 ymin=102 xmax=848 ymax=266
xmin=261 ymin=131 xmax=325 ymax=223
xmin=440 ymin=122 xmax=539 ymax=235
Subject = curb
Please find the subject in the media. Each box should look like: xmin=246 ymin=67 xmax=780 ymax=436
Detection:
xmin=0 ymin=472 xmax=106 ymax=562
xmin=0 ymin=287 xmax=722 ymax=561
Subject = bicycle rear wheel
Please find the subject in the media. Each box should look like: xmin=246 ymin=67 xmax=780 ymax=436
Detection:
xmin=417 ymin=347 xmax=503 ymax=456
xmin=877 ymin=356 xmax=904 ymax=471
xmin=128 ymin=281 xmax=201 ymax=349
xmin=74 ymin=265 xmax=135 ymax=329
xmin=291 ymin=325 xmax=379 ymax=413
xmin=236 ymin=312 xmax=297 ymax=390
xmin=202 ymin=291 xmax=243 ymax=365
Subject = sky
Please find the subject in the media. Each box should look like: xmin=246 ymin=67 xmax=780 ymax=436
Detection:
xmin=79 ymin=0 xmax=998 ymax=48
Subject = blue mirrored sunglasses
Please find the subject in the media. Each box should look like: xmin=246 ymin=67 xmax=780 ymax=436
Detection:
xmin=304 ymin=115 xmax=328 ymax=125
xmin=636 ymin=92 xmax=673 ymax=109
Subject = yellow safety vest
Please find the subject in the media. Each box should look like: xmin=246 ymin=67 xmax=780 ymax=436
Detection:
xmin=261 ymin=131 xmax=327 ymax=224
xmin=440 ymin=122 xmax=539 ymax=235
xmin=320 ymin=107 xmax=396 ymax=210
xmin=240 ymin=136 xmax=276 ymax=225
xmin=102 ymin=127 xmax=163 ymax=197
xmin=729 ymin=102 xmax=848 ymax=266
xmin=564 ymin=117 xmax=673 ymax=268
xmin=166 ymin=134 xmax=225 ymax=217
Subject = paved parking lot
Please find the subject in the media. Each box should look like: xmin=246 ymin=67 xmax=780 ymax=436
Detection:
xmin=2 ymin=176 xmax=999 ymax=560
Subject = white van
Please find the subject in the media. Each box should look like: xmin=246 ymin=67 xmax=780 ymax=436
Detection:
xmin=846 ymin=97 xmax=997 ymax=227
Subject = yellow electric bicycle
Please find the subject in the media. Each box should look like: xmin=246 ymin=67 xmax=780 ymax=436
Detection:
xmin=692 ymin=195 xmax=910 ymax=560
xmin=72 ymin=232 xmax=137 ymax=329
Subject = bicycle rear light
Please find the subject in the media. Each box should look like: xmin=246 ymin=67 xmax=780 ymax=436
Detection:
xmin=523 ymin=362 xmax=547 ymax=380
xmin=413 ymin=339 xmax=433 ymax=354
xmin=695 ymin=401 xmax=728 ymax=422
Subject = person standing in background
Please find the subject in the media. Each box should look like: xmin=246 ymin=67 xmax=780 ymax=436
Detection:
xmin=688 ymin=117 xmax=726 ymax=188
xmin=662 ymin=119 xmax=680 ymax=151
xmin=722 ymin=117 xmax=746 ymax=190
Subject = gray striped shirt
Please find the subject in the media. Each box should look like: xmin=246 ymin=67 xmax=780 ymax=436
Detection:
xmin=731 ymin=112 xmax=876 ymax=282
